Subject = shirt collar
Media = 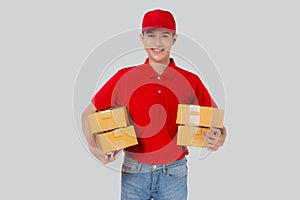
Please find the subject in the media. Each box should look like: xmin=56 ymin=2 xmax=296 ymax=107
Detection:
xmin=141 ymin=58 xmax=177 ymax=80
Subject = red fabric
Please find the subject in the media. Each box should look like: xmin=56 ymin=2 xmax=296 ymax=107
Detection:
xmin=142 ymin=9 xmax=176 ymax=32
xmin=91 ymin=58 xmax=217 ymax=164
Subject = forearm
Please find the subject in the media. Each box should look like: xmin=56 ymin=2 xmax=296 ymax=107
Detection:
xmin=82 ymin=115 xmax=95 ymax=147
xmin=81 ymin=103 xmax=97 ymax=147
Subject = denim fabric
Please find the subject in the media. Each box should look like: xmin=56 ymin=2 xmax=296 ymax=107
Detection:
xmin=121 ymin=157 xmax=188 ymax=200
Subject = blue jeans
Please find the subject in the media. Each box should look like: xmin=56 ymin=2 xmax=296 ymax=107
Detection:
xmin=121 ymin=156 xmax=188 ymax=200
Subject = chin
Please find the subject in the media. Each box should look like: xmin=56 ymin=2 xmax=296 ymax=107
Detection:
xmin=148 ymin=53 xmax=170 ymax=64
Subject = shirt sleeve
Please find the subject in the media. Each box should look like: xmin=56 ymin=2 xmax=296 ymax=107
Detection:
xmin=192 ymin=76 xmax=218 ymax=108
xmin=91 ymin=69 xmax=126 ymax=111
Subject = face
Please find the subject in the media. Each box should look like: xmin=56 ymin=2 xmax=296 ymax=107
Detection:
xmin=140 ymin=28 xmax=177 ymax=65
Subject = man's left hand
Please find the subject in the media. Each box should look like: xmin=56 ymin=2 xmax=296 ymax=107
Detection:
xmin=204 ymin=126 xmax=227 ymax=151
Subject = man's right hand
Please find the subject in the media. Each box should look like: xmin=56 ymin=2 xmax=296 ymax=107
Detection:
xmin=89 ymin=145 xmax=122 ymax=164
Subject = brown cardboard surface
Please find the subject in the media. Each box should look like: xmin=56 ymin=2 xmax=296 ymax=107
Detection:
xmin=176 ymin=104 xmax=224 ymax=128
xmin=177 ymin=125 xmax=213 ymax=147
xmin=88 ymin=106 xmax=130 ymax=133
xmin=95 ymin=125 xmax=138 ymax=153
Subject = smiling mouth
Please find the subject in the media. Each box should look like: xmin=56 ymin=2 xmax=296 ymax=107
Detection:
xmin=151 ymin=48 xmax=165 ymax=52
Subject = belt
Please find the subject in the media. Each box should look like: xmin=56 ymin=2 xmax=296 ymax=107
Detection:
xmin=122 ymin=156 xmax=187 ymax=173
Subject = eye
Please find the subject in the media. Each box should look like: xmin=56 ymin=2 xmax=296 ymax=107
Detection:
xmin=147 ymin=34 xmax=155 ymax=37
xmin=162 ymin=34 xmax=170 ymax=38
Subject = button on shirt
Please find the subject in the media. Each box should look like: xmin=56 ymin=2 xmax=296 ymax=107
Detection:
xmin=92 ymin=58 xmax=217 ymax=164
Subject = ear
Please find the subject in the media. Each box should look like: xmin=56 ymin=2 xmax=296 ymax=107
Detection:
xmin=172 ymin=34 xmax=178 ymax=45
xmin=140 ymin=33 xmax=144 ymax=42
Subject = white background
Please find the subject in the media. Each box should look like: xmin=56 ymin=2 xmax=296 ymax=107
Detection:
xmin=1 ymin=0 xmax=299 ymax=199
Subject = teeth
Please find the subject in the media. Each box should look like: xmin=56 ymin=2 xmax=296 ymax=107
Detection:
xmin=152 ymin=48 xmax=164 ymax=52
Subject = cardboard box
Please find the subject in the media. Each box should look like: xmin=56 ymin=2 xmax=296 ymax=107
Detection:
xmin=177 ymin=125 xmax=213 ymax=147
xmin=176 ymin=104 xmax=224 ymax=128
xmin=95 ymin=125 xmax=138 ymax=153
xmin=88 ymin=106 xmax=130 ymax=133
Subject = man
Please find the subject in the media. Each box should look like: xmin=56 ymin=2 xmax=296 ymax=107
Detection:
xmin=82 ymin=9 xmax=227 ymax=200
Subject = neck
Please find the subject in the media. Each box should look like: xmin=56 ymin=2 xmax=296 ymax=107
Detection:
xmin=149 ymin=58 xmax=171 ymax=75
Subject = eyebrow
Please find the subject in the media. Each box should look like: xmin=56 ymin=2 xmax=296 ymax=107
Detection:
xmin=145 ymin=31 xmax=154 ymax=34
xmin=145 ymin=31 xmax=171 ymax=35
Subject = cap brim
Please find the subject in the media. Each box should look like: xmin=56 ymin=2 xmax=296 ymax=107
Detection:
xmin=142 ymin=27 xmax=175 ymax=33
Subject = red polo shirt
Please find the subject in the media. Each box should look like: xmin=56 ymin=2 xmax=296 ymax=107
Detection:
xmin=92 ymin=58 xmax=217 ymax=164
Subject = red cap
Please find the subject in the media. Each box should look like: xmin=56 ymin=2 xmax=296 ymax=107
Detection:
xmin=142 ymin=9 xmax=176 ymax=32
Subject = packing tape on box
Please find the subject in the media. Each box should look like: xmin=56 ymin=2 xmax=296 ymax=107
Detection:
xmin=113 ymin=129 xmax=125 ymax=137
xmin=99 ymin=110 xmax=112 ymax=119
xmin=189 ymin=105 xmax=200 ymax=112
xmin=190 ymin=127 xmax=209 ymax=146
xmin=189 ymin=115 xmax=200 ymax=125
xmin=190 ymin=126 xmax=198 ymax=142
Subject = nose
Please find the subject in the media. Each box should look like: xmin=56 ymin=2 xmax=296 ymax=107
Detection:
xmin=154 ymin=36 xmax=162 ymax=46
